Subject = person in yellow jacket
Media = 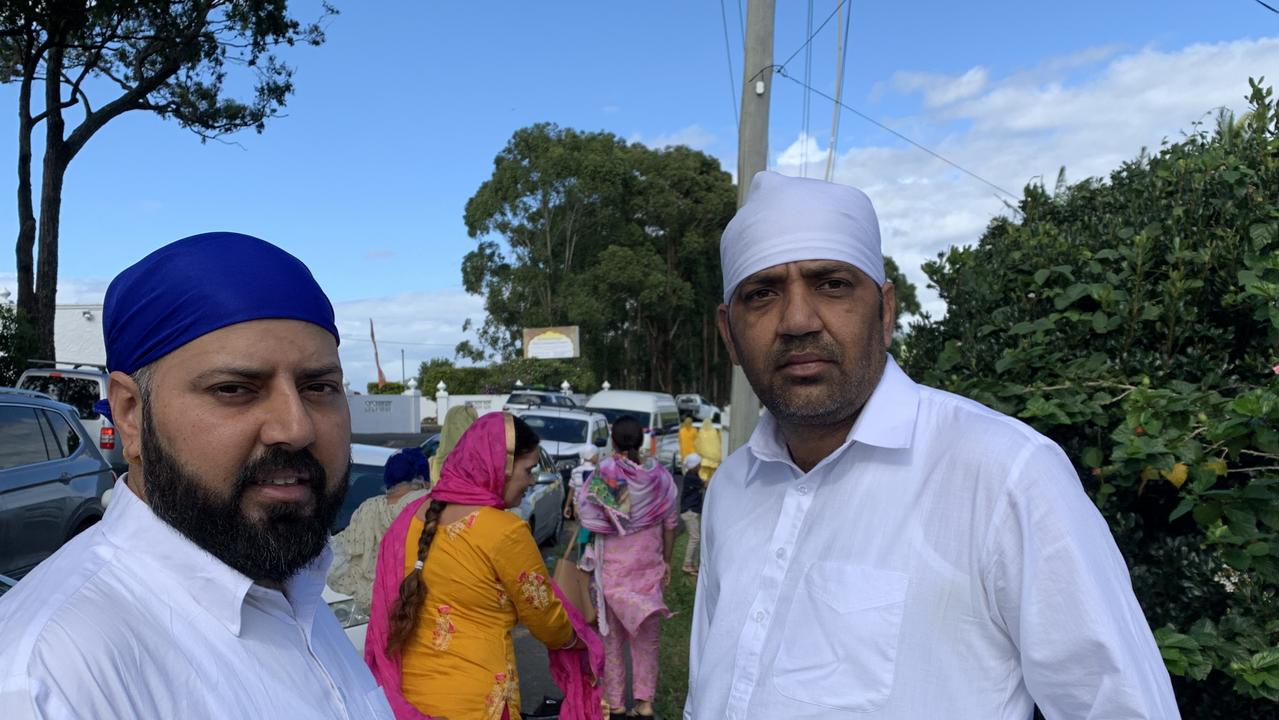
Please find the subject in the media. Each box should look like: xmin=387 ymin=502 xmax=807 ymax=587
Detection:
xmin=679 ymin=416 xmax=699 ymax=460
xmin=694 ymin=418 xmax=722 ymax=483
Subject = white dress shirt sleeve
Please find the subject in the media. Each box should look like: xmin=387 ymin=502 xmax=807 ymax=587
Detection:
xmin=983 ymin=441 xmax=1180 ymax=719
xmin=684 ymin=474 xmax=717 ymax=720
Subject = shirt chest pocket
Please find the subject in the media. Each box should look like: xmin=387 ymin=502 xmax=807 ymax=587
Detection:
xmin=772 ymin=562 xmax=910 ymax=712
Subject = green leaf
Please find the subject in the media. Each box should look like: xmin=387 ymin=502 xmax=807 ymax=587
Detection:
xmin=1033 ymin=268 xmax=1052 ymax=285
xmin=1081 ymin=447 xmax=1105 ymax=468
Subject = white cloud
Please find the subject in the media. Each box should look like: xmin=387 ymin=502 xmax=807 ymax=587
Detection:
xmin=891 ymin=66 xmax=990 ymax=108
xmin=0 ymin=273 xmax=487 ymax=390
xmin=630 ymin=124 xmax=717 ymax=150
xmin=0 ymin=273 xmax=110 ymax=305
xmin=774 ymin=36 xmax=1279 ymax=318
xmin=335 ymin=288 xmax=487 ymax=390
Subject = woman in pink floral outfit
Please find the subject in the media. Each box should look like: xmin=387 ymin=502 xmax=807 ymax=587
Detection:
xmin=577 ymin=416 xmax=679 ymax=719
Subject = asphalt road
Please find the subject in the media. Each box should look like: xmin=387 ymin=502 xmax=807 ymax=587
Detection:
xmin=514 ymin=521 xmax=578 ymax=715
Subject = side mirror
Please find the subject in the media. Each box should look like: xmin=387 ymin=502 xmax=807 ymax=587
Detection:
xmin=536 ymin=472 xmax=559 ymax=485
xmin=593 ymin=437 xmax=607 ymax=448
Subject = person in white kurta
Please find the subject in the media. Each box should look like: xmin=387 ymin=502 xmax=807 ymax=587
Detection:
xmin=0 ymin=478 xmax=393 ymax=719
xmin=686 ymin=172 xmax=1178 ymax=719
xmin=0 ymin=232 xmax=395 ymax=719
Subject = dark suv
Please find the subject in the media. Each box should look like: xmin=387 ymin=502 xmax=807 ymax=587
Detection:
xmin=0 ymin=388 xmax=115 ymax=579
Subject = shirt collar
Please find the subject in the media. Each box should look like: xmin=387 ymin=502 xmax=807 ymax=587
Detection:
xmin=100 ymin=476 xmax=332 ymax=637
xmin=746 ymin=354 xmax=920 ymax=477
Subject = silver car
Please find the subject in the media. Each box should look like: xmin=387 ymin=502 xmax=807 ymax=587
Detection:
xmin=17 ymin=364 xmax=126 ymax=473
xmin=0 ymin=388 xmax=115 ymax=579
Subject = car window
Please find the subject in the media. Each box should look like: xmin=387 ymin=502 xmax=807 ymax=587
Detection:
xmin=521 ymin=414 xmax=589 ymax=444
xmin=592 ymin=420 xmax=609 ymax=446
xmin=333 ymin=462 xmax=387 ymax=532
xmin=18 ymin=375 xmax=102 ymax=421
xmin=659 ymin=409 xmax=681 ymax=433
xmin=536 ymin=447 xmax=555 ymax=474
xmin=591 ymin=407 xmax=654 ymax=429
xmin=0 ymin=405 xmax=53 ymax=469
xmin=38 ymin=410 xmax=81 ymax=458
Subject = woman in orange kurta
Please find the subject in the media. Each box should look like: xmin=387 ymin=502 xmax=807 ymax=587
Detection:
xmin=382 ymin=413 xmax=581 ymax=720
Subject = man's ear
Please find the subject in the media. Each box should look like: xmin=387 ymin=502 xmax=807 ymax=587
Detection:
xmin=880 ymin=280 xmax=897 ymax=349
xmin=716 ymin=303 xmax=741 ymax=366
xmin=107 ymin=370 xmax=144 ymax=466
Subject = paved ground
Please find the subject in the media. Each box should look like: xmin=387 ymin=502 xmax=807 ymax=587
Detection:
xmin=514 ymin=522 xmax=577 ymax=715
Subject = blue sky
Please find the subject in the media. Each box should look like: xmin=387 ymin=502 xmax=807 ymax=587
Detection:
xmin=1 ymin=0 xmax=1277 ymax=385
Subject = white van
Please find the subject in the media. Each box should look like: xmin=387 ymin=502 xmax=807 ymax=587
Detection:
xmin=585 ymin=390 xmax=682 ymax=469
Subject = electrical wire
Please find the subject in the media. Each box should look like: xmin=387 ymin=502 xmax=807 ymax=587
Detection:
xmin=801 ymin=0 xmax=814 ymax=176
xmin=1253 ymin=0 xmax=1279 ymax=15
xmin=824 ymin=0 xmax=852 ymax=181
xmin=775 ymin=67 xmax=1020 ymax=200
xmin=719 ymin=0 xmax=740 ymax=129
xmin=778 ymin=0 xmax=848 ymax=72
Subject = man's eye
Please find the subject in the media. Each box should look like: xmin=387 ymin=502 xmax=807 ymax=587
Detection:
xmin=305 ymin=383 xmax=339 ymax=395
xmin=213 ymin=384 xmax=251 ymax=397
xmin=744 ymin=288 xmax=776 ymax=302
xmin=819 ymin=279 xmax=851 ymax=291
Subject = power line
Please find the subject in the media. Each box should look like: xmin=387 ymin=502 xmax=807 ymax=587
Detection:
xmin=1253 ymin=0 xmax=1279 ymax=15
xmin=775 ymin=67 xmax=1020 ymax=200
xmin=718 ymin=0 xmax=740 ymax=129
xmin=801 ymin=0 xmax=814 ymax=175
xmin=778 ymin=0 xmax=848 ymax=72
xmin=736 ymin=0 xmax=746 ymax=44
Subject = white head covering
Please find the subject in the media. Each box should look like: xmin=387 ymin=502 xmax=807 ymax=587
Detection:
xmin=683 ymin=453 xmax=702 ymax=471
xmin=720 ymin=171 xmax=884 ymax=304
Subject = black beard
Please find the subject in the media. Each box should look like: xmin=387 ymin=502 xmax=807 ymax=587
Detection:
xmin=140 ymin=403 xmax=350 ymax=585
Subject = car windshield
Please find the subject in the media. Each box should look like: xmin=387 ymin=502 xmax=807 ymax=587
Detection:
xmin=521 ymin=414 xmax=589 ymax=444
xmin=590 ymin=407 xmax=653 ymax=429
xmin=19 ymin=375 xmax=100 ymax=420
xmin=507 ymin=393 xmax=547 ymax=405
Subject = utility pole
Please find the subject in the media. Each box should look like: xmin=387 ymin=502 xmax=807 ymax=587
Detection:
xmin=727 ymin=0 xmax=775 ymax=454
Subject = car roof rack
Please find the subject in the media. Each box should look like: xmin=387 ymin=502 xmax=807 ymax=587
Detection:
xmin=25 ymin=358 xmax=108 ymax=372
xmin=0 ymin=387 xmax=56 ymax=401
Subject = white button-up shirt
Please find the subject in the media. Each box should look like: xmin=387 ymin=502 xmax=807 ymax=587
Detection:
xmin=0 ymin=478 xmax=394 ymax=720
xmin=686 ymin=357 xmax=1178 ymax=719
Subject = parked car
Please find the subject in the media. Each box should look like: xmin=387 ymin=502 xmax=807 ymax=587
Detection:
xmin=323 ymin=584 xmax=369 ymax=654
xmin=676 ymin=393 xmax=722 ymax=422
xmin=17 ymin=363 xmax=125 ymax=473
xmin=513 ymin=408 xmax=609 ymax=480
xmin=586 ymin=390 xmax=683 ymax=469
xmin=420 ymin=433 xmax=441 ymax=459
xmin=338 ymin=442 xmax=564 ymax=547
xmin=514 ymin=446 xmax=566 ymax=546
xmin=0 ymin=388 xmax=115 ymax=579
xmin=502 ymin=391 xmax=578 ymax=412
xmin=333 ymin=444 xmax=399 ymax=533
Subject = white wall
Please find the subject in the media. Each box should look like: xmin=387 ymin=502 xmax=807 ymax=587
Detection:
xmin=349 ymin=394 xmax=420 ymax=434
xmin=422 ymin=396 xmax=506 ymax=424
xmin=53 ymin=305 xmax=106 ymax=366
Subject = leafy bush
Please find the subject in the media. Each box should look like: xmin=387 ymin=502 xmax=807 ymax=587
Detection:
xmin=416 ymin=357 xmax=596 ymax=396
xmin=366 ymin=381 xmax=406 ymax=395
xmin=901 ymin=79 xmax=1279 ymax=716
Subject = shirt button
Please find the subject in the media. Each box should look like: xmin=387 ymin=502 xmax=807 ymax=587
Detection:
xmin=797 ymin=485 xmax=809 ymax=495
xmin=775 ymin=547 xmax=786 ymax=560
xmin=754 ymin=610 xmax=766 ymax=623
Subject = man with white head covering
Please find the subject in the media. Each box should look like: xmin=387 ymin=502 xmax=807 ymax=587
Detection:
xmin=685 ymin=173 xmax=1177 ymax=719
xmin=0 ymin=233 xmax=393 ymax=719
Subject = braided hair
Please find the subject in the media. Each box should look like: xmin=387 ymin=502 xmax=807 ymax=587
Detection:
xmin=384 ymin=415 xmax=540 ymax=655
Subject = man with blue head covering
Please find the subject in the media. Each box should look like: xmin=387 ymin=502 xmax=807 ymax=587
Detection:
xmin=0 ymin=233 xmax=394 ymax=719
xmin=685 ymin=173 xmax=1177 ymax=719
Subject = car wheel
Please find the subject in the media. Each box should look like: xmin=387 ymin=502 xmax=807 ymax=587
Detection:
xmin=70 ymin=517 xmax=98 ymax=540
xmin=527 ymin=517 xmax=537 ymax=543
xmin=550 ymin=512 xmax=564 ymax=548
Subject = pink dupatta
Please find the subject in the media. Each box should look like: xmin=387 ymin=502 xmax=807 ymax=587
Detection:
xmin=365 ymin=413 xmax=603 ymax=719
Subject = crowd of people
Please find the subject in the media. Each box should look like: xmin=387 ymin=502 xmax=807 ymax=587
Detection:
xmin=0 ymin=171 xmax=1185 ymax=719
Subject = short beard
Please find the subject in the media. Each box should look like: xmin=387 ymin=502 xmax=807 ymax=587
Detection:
xmin=139 ymin=402 xmax=350 ymax=585
xmin=730 ymin=296 xmax=887 ymax=428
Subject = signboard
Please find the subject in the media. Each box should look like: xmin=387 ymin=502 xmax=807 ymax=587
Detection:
xmin=522 ymin=326 xmax=580 ymax=359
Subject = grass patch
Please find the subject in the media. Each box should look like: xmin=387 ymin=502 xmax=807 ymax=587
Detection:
xmin=655 ymin=533 xmax=696 ymax=718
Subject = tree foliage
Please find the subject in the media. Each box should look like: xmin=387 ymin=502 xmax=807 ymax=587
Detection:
xmin=461 ymin=123 xmax=736 ymax=400
xmin=902 ymin=79 xmax=1279 ymax=716
xmin=461 ymin=123 xmax=920 ymax=402
xmin=1 ymin=0 xmax=334 ymax=358
xmin=417 ymin=356 xmax=595 ymax=397
xmin=0 ymin=304 xmax=39 ymax=386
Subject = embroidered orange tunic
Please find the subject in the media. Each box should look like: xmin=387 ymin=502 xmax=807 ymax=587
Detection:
xmin=400 ymin=507 xmax=574 ymax=720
